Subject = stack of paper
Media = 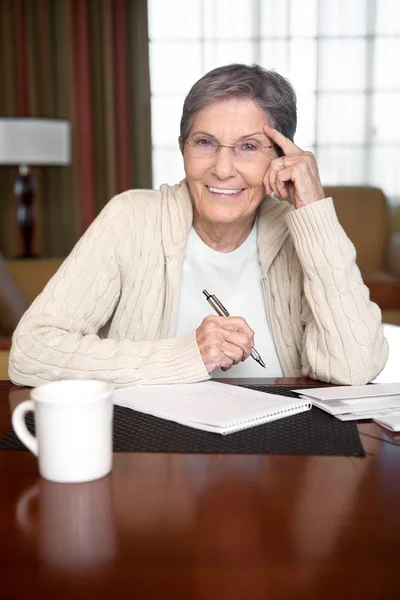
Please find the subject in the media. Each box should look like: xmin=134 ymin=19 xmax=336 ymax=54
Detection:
xmin=293 ymin=383 xmax=400 ymax=431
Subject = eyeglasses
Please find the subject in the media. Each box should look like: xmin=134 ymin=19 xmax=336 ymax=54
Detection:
xmin=183 ymin=136 xmax=275 ymax=160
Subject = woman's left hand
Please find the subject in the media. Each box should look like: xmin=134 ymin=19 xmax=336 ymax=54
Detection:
xmin=263 ymin=124 xmax=325 ymax=209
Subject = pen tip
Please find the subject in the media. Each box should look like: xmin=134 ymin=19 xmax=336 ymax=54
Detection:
xmin=203 ymin=289 xmax=210 ymax=298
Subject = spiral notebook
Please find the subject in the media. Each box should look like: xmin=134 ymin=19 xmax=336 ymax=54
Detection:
xmin=114 ymin=381 xmax=312 ymax=435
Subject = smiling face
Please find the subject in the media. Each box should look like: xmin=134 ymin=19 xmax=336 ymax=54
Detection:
xmin=180 ymin=97 xmax=278 ymax=232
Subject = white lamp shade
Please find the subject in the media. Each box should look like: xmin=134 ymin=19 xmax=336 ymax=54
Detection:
xmin=0 ymin=118 xmax=71 ymax=166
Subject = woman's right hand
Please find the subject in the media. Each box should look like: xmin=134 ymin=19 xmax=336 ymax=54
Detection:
xmin=196 ymin=316 xmax=255 ymax=373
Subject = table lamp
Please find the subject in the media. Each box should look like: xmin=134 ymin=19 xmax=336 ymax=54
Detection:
xmin=0 ymin=118 xmax=71 ymax=258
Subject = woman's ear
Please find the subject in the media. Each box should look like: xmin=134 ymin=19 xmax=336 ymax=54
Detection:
xmin=178 ymin=136 xmax=184 ymax=154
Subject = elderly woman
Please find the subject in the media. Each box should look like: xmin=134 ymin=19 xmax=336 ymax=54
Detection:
xmin=9 ymin=64 xmax=387 ymax=387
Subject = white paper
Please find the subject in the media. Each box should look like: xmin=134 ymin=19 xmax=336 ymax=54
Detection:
xmin=373 ymin=412 xmax=400 ymax=432
xmin=299 ymin=394 xmax=400 ymax=416
xmin=294 ymin=382 xmax=400 ymax=401
xmin=335 ymin=409 xmax=399 ymax=421
xmin=114 ymin=381 xmax=311 ymax=435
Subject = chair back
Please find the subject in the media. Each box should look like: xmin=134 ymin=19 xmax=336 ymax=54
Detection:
xmin=324 ymin=186 xmax=390 ymax=273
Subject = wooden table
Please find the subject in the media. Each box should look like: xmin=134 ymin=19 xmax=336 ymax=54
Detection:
xmin=1 ymin=378 xmax=399 ymax=600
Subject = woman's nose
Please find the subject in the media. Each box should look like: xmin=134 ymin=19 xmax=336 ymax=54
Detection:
xmin=211 ymin=146 xmax=238 ymax=179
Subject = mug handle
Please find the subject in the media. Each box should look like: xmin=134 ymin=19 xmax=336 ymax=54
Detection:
xmin=12 ymin=400 xmax=38 ymax=456
xmin=16 ymin=483 xmax=40 ymax=535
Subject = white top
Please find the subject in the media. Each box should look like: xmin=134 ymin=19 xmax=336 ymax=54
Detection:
xmin=175 ymin=224 xmax=284 ymax=378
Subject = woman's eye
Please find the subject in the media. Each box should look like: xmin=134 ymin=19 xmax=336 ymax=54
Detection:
xmin=241 ymin=142 xmax=258 ymax=152
xmin=196 ymin=138 xmax=214 ymax=147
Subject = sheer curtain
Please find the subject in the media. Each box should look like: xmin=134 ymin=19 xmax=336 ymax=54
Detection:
xmin=148 ymin=0 xmax=400 ymax=219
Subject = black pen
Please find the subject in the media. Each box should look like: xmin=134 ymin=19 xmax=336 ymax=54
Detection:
xmin=202 ymin=289 xmax=266 ymax=369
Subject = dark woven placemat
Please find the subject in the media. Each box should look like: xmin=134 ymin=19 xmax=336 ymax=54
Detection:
xmin=0 ymin=385 xmax=364 ymax=456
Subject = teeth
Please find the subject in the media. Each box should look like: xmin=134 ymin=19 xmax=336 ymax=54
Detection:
xmin=208 ymin=186 xmax=241 ymax=195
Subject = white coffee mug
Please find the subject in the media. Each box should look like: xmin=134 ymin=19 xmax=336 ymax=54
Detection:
xmin=12 ymin=379 xmax=114 ymax=483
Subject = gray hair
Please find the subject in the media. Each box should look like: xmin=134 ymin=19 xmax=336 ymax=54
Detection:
xmin=180 ymin=64 xmax=297 ymax=156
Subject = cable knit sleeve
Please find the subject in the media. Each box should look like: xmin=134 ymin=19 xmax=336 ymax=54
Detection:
xmin=285 ymin=197 xmax=388 ymax=385
xmin=9 ymin=193 xmax=209 ymax=388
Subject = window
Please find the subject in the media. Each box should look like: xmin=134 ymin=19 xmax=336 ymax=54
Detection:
xmin=148 ymin=0 xmax=400 ymax=208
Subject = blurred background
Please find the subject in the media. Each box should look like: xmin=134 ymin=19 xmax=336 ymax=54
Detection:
xmin=0 ymin=0 xmax=399 ymax=258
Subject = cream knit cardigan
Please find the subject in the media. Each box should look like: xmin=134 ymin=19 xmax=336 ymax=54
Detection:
xmin=9 ymin=181 xmax=388 ymax=387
